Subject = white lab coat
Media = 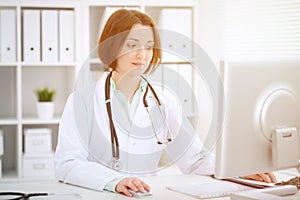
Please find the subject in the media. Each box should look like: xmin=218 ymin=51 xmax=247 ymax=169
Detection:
xmin=54 ymin=72 xmax=215 ymax=191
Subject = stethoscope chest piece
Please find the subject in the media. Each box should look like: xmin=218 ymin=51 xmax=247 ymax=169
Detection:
xmin=110 ymin=158 xmax=122 ymax=171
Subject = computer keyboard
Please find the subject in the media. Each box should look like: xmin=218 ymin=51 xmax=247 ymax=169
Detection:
xmin=166 ymin=180 xmax=253 ymax=199
xmin=275 ymin=176 xmax=300 ymax=189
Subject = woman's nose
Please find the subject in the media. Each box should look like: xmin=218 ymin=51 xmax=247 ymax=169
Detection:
xmin=136 ymin=48 xmax=146 ymax=59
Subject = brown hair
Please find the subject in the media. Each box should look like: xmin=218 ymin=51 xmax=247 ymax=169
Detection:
xmin=98 ymin=9 xmax=161 ymax=74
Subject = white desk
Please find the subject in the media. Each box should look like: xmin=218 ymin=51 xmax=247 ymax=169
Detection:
xmin=0 ymin=173 xmax=299 ymax=200
xmin=0 ymin=175 xmax=227 ymax=200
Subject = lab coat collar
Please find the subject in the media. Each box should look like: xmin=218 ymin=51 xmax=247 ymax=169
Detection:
xmin=95 ymin=72 xmax=148 ymax=101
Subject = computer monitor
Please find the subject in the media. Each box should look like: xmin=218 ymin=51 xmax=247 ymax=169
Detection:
xmin=215 ymin=58 xmax=300 ymax=179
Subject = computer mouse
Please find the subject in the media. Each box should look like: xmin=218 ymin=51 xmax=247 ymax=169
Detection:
xmin=128 ymin=189 xmax=152 ymax=198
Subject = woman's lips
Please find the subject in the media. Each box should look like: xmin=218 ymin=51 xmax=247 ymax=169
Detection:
xmin=132 ymin=62 xmax=145 ymax=67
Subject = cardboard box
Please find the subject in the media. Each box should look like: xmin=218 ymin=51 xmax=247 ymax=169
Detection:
xmin=0 ymin=129 xmax=3 ymax=156
xmin=0 ymin=159 xmax=2 ymax=178
xmin=24 ymin=128 xmax=52 ymax=154
xmin=22 ymin=152 xmax=54 ymax=178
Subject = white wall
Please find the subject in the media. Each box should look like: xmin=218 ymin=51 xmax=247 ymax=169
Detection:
xmin=195 ymin=0 xmax=221 ymax=67
xmin=194 ymin=0 xmax=221 ymax=143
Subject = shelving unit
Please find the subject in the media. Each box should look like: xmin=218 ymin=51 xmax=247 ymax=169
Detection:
xmin=0 ymin=0 xmax=198 ymax=181
xmin=0 ymin=0 xmax=82 ymax=181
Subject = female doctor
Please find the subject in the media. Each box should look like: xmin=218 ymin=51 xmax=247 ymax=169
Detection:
xmin=54 ymin=9 xmax=276 ymax=197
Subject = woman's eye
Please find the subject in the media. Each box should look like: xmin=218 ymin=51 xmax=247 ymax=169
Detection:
xmin=145 ymin=45 xmax=154 ymax=50
xmin=126 ymin=43 xmax=137 ymax=49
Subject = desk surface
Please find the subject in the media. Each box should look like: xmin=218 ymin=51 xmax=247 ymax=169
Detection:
xmin=0 ymin=173 xmax=299 ymax=200
xmin=0 ymin=175 xmax=229 ymax=200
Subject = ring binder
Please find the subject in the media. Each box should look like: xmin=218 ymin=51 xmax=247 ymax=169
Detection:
xmin=0 ymin=9 xmax=16 ymax=62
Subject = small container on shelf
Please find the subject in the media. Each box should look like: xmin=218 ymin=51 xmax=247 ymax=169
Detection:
xmin=0 ymin=129 xmax=3 ymax=178
xmin=0 ymin=159 xmax=2 ymax=178
xmin=0 ymin=129 xmax=3 ymax=156
xmin=23 ymin=128 xmax=54 ymax=179
xmin=22 ymin=152 xmax=54 ymax=178
xmin=24 ymin=128 xmax=52 ymax=154
xmin=34 ymin=87 xmax=56 ymax=120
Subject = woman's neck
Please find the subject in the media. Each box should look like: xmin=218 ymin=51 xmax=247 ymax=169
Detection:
xmin=112 ymin=71 xmax=141 ymax=103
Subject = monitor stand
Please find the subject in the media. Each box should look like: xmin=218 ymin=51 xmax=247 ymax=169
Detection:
xmin=230 ymin=185 xmax=298 ymax=200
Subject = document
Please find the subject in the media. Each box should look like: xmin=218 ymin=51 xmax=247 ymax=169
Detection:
xmin=96 ymin=7 xmax=121 ymax=43
xmin=225 ymin=177 xmax=275 ymax=189
xmin=163 ymin=64 xmax=193 ymax=116
xmin=167 ymin=171 xmax=296 ymax=199
xmin=158 ymin=8 xmax=192 ymax=62
xmin=59 ymin=10 xmax=74 ymax=62
xmin=41 ymin=10 xmax=58 ymax=62
xmin=0 ymin=9 xmax=16 ymax=62
xmin=23 ymin=9 xmax=40 ymax=62
xmin=177 ymin=64 xmax=193 ymax=115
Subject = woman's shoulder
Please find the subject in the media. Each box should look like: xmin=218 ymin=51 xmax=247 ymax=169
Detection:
xmin=153 ymin=85 xmax=179 ymax=103
xmin=152 ymin=85 xmax=182 ymax=112
xmin=73 ymin=72 xmax=108 ymax=98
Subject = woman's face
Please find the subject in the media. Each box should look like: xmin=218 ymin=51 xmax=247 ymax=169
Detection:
xmin=116 ymin=24 xmax=154 ymax=77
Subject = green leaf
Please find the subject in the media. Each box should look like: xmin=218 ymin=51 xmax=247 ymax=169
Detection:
xmin=35 ymin=87 xmax=56 ymax=102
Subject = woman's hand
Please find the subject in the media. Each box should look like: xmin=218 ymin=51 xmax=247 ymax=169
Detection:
xmin=244 ymin=172 xmax=277 ymax=183
xmin=116 ymin=177 xmax=151 ymax=197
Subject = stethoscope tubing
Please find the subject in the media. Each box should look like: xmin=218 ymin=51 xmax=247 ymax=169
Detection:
xmin=104 ymin=71 xmax=172 ymax=170
xmin=0 ymin=192 xmax=81 ymax=199
xmin=0 ymin=192 xmax=48 ymax=200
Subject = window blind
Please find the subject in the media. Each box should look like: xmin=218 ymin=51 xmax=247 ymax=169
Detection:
xmin=221 ymin=0 xmax=300 ymax=57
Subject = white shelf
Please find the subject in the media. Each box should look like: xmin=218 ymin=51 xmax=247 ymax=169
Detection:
xmin=89 ymin=57 xmax=192 ymax=65
xmin=0 ymin=119 xmax=18 ymax=125
xmin=140 ymin=0 xmax=195 ymax=7
xmin=88 ymin=0 xmax=141 ymax=6
xmin=0 ymin=169 xmax=19 ymax=182
xmin=21 ymin=62 xmax=76 ymax=67
xmin=0 ymin=63 xmax=18 ymax=67
xmin=0 ymin=0 xmax=79 ymax=181
xmin=88 ymin=57 xmax=101 ymax=64
xmin=22 ymin=118 xmax=60 ymax=125
xmin=87 ymin=0 xmax=195 ymax=7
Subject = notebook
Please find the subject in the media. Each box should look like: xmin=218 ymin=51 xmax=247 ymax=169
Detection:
xmin=166 ymin=172 xmax=295 ymax=199
xmin=224 ymin=177 xmax=276 ymax=189
xmin=166 ymin=180 xmax=253 ymax=199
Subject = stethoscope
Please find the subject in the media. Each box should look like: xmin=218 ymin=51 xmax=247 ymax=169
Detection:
xmin=0 ymin=192 xmax=81 ymax=200
xmin=105 ymin=71 xmax=172 ymax=170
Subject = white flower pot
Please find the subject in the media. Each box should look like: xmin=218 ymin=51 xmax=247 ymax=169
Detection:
xmin=36 ymin=102 xmax=54 ymax=119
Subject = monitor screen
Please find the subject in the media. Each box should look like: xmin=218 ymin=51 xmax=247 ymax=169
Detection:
xmin=215 ymin=58 xmax=300 ymax=179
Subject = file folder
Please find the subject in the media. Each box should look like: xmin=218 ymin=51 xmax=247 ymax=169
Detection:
xmin=163 ymin=64 xmax=193 ymax=116
xmin=0 ymin=9 xmax=16 ymax=62
xmin=158 ymin=9 xmax=192 ymax=62
xmin=96 ymin=7 xmax=121 ymax=43
xmin=176 ymin=9 xmax=192 ymax=61
xmin=23 ymin=9 xmax=40 ymax=62
xmin=41 ymin=10 xmax=58 ymax=62
xmin=177 ymin=64 xmax=193 ymax=115
xmin=59 ymin=10 xmax=74 ymax=62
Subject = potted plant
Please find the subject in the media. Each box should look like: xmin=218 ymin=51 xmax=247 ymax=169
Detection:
xmin=35 ymin=87 xmax=56 ymax=119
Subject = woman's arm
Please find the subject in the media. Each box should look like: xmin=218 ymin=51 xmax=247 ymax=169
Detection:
xmin=54 ymin=94 xmax=122 ymax=191
xmin=158 ymin=89 xmax=215 ymax=175
xmin=162 ymin=90 xmax=276 ymax=182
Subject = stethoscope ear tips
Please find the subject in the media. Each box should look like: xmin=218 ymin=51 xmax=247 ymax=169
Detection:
xmin=157 ymin=141 xmax=163 ymax=145
xmin=157 ymin=138 xmax=172 ymax=145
